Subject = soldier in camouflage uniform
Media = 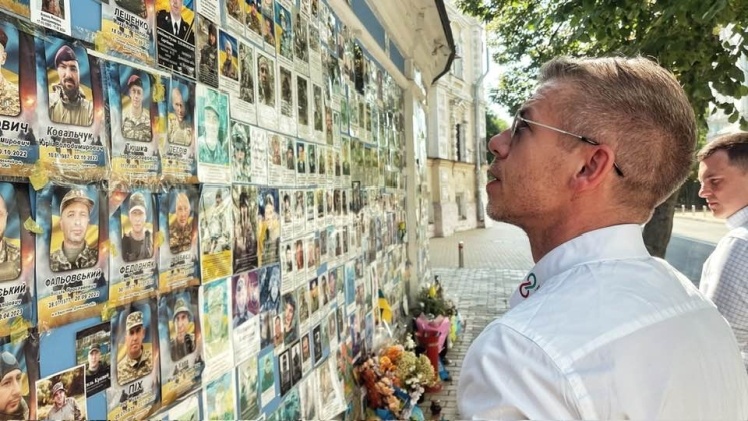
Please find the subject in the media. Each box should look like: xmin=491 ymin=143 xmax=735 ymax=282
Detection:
xmin=0 ymin=351 xmax=28 ymax=420
xmin=48 ymin=45 xmax=94 ymax=127
xmin=168 ymin=87 xmax=193 ymax=146
xmin=169 ymin=193 xmax=192 ymax=254
xmin=169 ymin=192 xmax=192 ymax=254
xmin=121 ymin=192 xmax=153 ymax=262
xmin=50 ymin=189 xmax=98 ymax=272
xmin=220 ymin=40 xmax=237 ymax=80
xmin=44 ymin=382 xmax=83 ymax=421
xmin=121 ymin=74 xmax=152 ymax=142
xmin=0 ymin=28 xmax=19 ymax=117
xmin=0 ymin=195 xmax=20 ymax=282
xmin=197 ymin=105 xmax=228 ymax=164
xmin=170 ymin=298 xmax=195 ymax=361
xmin=204 ymin=190 xmax=230 ymax=254
xmin=117 ymin=310 xmax=152 ymax=385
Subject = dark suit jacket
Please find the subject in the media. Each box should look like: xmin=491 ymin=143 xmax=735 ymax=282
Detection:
xmin=157 ymin=10 xmax=195 ymax=44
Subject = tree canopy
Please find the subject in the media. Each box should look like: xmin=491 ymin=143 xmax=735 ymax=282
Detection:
xmin=458 ymin=0 xmax=748 ymax=131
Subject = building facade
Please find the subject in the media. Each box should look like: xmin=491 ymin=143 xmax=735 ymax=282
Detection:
xmin=425 ymin=0 xmax=489 ymax=237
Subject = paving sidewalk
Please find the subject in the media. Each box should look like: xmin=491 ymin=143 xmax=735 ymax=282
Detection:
xmin=421 ymin=223 xmax=534 ymax=420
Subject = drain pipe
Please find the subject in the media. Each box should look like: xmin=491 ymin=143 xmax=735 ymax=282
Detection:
xmin=474 ymin=38 xmax=490 ymax=225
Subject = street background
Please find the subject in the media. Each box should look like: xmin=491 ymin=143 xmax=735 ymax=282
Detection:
xmin=423 ymin=212 xmax=724 ymax=420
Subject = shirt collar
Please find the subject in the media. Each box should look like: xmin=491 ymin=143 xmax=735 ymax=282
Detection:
xmin=511 ymin=224 xmax=649 ymax=306
xmin=726 ymin=205 xmax=748 ymax=230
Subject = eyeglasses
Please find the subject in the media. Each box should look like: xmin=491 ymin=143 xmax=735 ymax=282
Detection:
xmin=511 ymin=114 xmax=625 ymax=178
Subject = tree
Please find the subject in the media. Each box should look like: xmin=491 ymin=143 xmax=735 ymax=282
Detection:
xmin=457 ymin=0 xmax=748 ymax=256
xmin=485 ymin=110 xmax=509 ymax=163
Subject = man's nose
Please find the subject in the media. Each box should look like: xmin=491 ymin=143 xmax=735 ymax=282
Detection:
xmin=487 ymin=129 xmax=512 ymax=160
xmin=698 ymin=183 xmax=709 ymax=198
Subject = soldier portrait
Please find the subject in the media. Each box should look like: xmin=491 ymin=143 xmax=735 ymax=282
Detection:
xmin=285 ymin=138 xmax=295 ymax=170
xmin=169 ymin=297 xmax=196 ymax=362
xmin=296 ymin=142 xmax=306 ymax=174
xmin=0 ymin=188 xmax=20 ymax=282
xmin=260 ymin=265 xmax=281 ymax=313
xmin=258 ymin=191 xmax=280 ymax=265
xmin=259 ymin=352 xmax=274 ymax=393
xmin=203 ymin=281 xmax=228 ymax=359
xmin=313 ymin=84 xmax=323 ymax=132
xmin=0 ymin=350 xmax=29 ymax=420
xmin=276 ymin=6 xmax=292 ymax=60
xmin=168 ymin=80 xmax=194 ymax=146
xmin=226 ymin=0 xmax=242 ymax=21
xmin=0 ymin=25 xmax=20 ymax=117
xmin=233 ymin=273 xmax=251 ymax=327
xmin=262 ymin=16 xmax=275 ymax=46
xmin=117 ymin=309 xmax=153 ymax=385
xmin=47 ymin=43 xmax=94 ymax=127
xmin=76 ymin=321 xmax=111 ymax=397
xmin=121 ymin=192 xmax=154 ymax=263
xmin=156 ymin=0 xmax=195 ymax=44
xmin=257 ymin=55 xmax=275 ymax=107
xmin=50 ymin=188 xmax=99 ymax=272
xmin=270 ymin=135 xmax=281 ymax=166
xmin=169 ymin=190 xmax=193 ymax=255
xmin=39 ymin=377 xmax=85 ymax=421
xmin=201 ymin=188 xmax=231 ymax=255
xmin=239 ymin=42 xmax=255 ymax=104
xmin=197 ymin=91 xmax=229 ymax=165
xmin=297 ymin=75 xmax=308 ymax=126
xmin=233 ymin=187 xmax=258 ymax=272
xmin=219 ymin=33 xmax=238 ymax=80
xmin=245 ymin=0 xmax=263 ymax=36
xmin=279 ymin=66 xmax=292 ymax=117
xmin=198 ymin=21 xmax=218 ymax=85
xmin=231 ymin=122 xmax=251 ymax=182
xmin=293 ymin=13 xmax=307 ymax=62
xmin=120 ymin=72 xmax=152 ymax=142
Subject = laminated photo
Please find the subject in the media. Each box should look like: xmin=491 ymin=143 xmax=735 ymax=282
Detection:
xmin=30 ymin=0 xmax=71 ymax=35
xmin=278 ymin=64 xmax=296 ymax=135
xmin=195 ymin=0 xmax=218 ymax=24
xmin=158 ymin=287 xmax=203 ymax=407
xmin=35 ymin=364 xmax=86 ymax=420
xmin=202 ymin=370 xmax=235 ymax=421
xmin=0 ymin=335 xmax=39 ymax=420
xmin=281 ymin=291 xmax=298 ymax=346
xmin=280 ymin=384 xmax=300 ymax=420
xmin=222 ymin=0 xmax=243 ymax=35
xmin=259 ymin=263 xmax=281 ymax=315
xmin=75 ymin=321 xmax=111 ymax=397
xmin=217 ymin=29 xmax=239 ymax=97
xmin=299 ymin=372 xmax=318 ymax=421
xmin=162 ymin=77 xmax=197 ymax=184
xmin=100 ymin=0 xmax=156 ymax=66
xmin=236 ymin=354 xmax=260 ymax=421
xmin=105 ymin=63 xmax=163 ymax=189
xmin=199 ymin=277 xmax=234 ymax=382
xmin=230 ymin=39 xmax=257 ymax=125
xmin=292 ymin=189 xmax=305 ymax=236
xmin=274 ymin=2 xmax=291 ymax=64
xmin=312 ymin=83 xmax=324 ymax=142
xmin=279 ymin=191 xmax=293 ymax=240
xmin=259 ymin=0 xmax=274 ymax=54
xmin=36 ymin=37 xmax=108 ymax=183
xmin=267 ymin=132 xmax=284 ymax=185
xmin=244 ymin=0 xmax=263 ymax=46
xmin=196 ymin=84 xmax=230 ymax=184
xmin=233 ymin=184 xmax=258 ymax=273
xmin=232 ymin=269 xmax=261 ymax=364
xmin=0 ymin=17 xmax=39 ymax=179
xmin=282 ymin=136 xmax=296 ymax=182
xmin=106 ymin=298 xmax=160 ymax=421
xmin=198 ymin=185 xmax=233 ymax=283
xmin=230 ymin=120 xmax=252 ymax=183
xmin=257 ymin=350 xmax=276 ymax=409
xmin=156 ymin=0 xmax=196 ymax=79
xmin=307 ymin=24 xmax=321 ymax=81
xmin=257 ymin=188 xmax=279 ymax=267
xmin=166 ymin=391 xmax=201 ymax=420
xmin=158 ymin=185 xmax=199 ymax=293
xmin=256 ymin=52 xmax=277 ymax=130
xmin=0 ymin=183 xmax=33 ymax=336
xmin=196 ymin=15 xmax=218 ymax=88
xmin=108 ymin=190 xmax=158 ymax=306
xmin=35 ymin=184 xmax=108 ymax=328
xmin=292 ymin=8 xmax=308 ymax=75
xmin=296 ymin=74 xmax=310 ymax=139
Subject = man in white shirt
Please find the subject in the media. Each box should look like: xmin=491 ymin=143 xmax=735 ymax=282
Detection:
xmin=457 ymin=56 xmax=748 ymax=420
xmin=697 ymin=132 xmax=748 ymax=373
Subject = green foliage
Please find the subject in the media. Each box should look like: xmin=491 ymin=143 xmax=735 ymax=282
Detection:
xmin=457 ymin=0 xmax=748 ymax=132
xmin=485 ymin=110 xmax=509 ymax=163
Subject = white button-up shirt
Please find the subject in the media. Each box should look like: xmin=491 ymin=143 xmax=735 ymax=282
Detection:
xmin=700 ymin=205 xmax=748 ymax=372
xmin=458 ymin=224 xmax=748 ymax=420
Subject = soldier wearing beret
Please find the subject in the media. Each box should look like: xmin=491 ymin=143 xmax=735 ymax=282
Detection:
xmin=0 ymin=194 xmax=19 ymax=282
xmin=0 ymin=351 xmax=28 ymax=420
xmin=170 ymin=298 xmax=195 ymax=361
xmin=49 ymin=45 xmax=93 ymax=127
xmin=0 ymin=28 xmax=19 ymax=117
xmin=121 ymin=192 xmax=153 ymax=263
xmin=44 ymin=381 xmax=82 ymax=420
xmin=117 ymin=310 xmax=152 ymax=385
xmin=50 ymin=190 xmax=98 ymax=272
xmin=121 ymin=74 xmax=152 ymax=142
xmin=85 ymin=343 xmax=108 ymax=380
xmin=169 ymin=192 xmax=192 ymax=255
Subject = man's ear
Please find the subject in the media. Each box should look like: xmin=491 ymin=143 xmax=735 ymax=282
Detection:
xmin=572 ymin=145 xmax=617 ymax=191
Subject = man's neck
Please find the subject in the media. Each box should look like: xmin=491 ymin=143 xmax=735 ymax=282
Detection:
xmin=130 ymin=230 xmax=145 ymax=241
xmin=62 ymin=243 xmax=85 ymax=262
xmin=171 ymin=13 xmax=181 ymax=23
xmin=130 ymin=105 xmax=143 ymax=117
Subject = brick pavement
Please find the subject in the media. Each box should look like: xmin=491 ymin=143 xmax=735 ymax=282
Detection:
xmin=421 ymin=223 xmax=534 ymax=420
